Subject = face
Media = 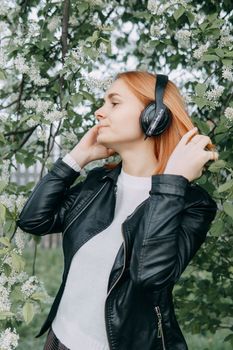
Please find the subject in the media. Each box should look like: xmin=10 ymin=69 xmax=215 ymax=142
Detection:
xmin=94 ymin=79 xmax=146 ymax=152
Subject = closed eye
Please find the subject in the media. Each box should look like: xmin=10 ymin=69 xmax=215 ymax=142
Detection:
xmin=111 ymin=102 xmax=119 ymax=107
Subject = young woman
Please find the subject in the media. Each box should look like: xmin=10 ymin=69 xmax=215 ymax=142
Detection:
xmin=17 ymin=71 xmax=219 ymax=350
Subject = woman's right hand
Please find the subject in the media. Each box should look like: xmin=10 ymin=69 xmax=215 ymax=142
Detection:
xmin=69 ymin=124 xmax=117 ymax=168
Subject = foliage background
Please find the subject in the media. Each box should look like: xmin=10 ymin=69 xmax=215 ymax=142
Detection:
xmin=0 ymin=0 xmax=232 ymax=349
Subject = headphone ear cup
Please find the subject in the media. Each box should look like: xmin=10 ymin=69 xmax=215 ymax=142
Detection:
xmin=140 ymin=103 xmax=172 ymax=137
xmin=139 ymin=102 xmax=156 ymax=134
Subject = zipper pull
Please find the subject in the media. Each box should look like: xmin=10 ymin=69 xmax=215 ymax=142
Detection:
xmin=155 ymin=306 xmax=162 ymax=338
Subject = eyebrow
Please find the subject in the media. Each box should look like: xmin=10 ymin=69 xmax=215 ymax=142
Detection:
xmin=103 ymin=92 xmax=122 ymax=101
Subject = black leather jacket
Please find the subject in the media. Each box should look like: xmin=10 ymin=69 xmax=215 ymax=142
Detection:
xmin=17 ymin=158 xmax=218 ymax=350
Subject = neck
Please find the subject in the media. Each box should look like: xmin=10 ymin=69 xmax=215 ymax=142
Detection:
xmin=118 ymin=141 xmax=159 ymax=177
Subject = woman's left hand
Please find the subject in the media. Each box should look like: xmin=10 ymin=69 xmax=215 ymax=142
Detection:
xmin=164 ymin=127 xmax=219 ymax=182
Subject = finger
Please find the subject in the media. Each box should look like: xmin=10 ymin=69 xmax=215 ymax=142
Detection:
xmin=180 ymin=128 xmax=198 ymax=146
xmin=192 ymin=135 xmax=212 ymax=149
xmin=207 ymin=150 xmax=219 ymax=161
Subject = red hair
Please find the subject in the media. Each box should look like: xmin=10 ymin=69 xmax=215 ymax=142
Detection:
xmin=104 ymin=70 xmax=217 ymax=175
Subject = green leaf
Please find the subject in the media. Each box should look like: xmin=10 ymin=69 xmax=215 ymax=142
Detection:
xmin=195 ymin=83 xmax=207 ymax=97
xmin=0 ymin=236 xmax=10 ymax=247
xmin=31 ymin=292 xmax=47 ymax=302
xmin=11 ymin=252 xmax=25 ymax=272
xmin=0 ymin=180 xmax=8 ymax=193
xmin=71 ymin=93 xmax=83 ymax=106
xmin=223 ymin=201 xmax=233 ymax=219
xmin=0 ymin=311 xmax=14 ymax=320
xmin=210 ymin=220 xmax=225 ymax=237
xmin=0 ymin=203 xmax=6 ymax=225
xmin=201 ymin=54 xmax=219 ymax=62
xmin=173 ymin=6 xmax=185 ymax=21
xmin=81 ymin=91 xmax=95 ymax=103
xmin=0 ymin=69 xmax=6 ymax=80
xmin=208 ymin=159 xmax=226 ymax=172
xmin=23 ymin=302 xmax=35 ymax=324
xmin=217 ymin=179 xmax=233 ymax=193
xmin=186 ymin=11 xmax=195 ymax=25
xmin=222 ymin=59 xmax=232 ymax=66
xmin=215 ymin=48 xmax=225 ymax=58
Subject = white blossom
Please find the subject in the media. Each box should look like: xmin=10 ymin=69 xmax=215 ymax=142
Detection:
xmin=82 ymin=75 xmax=113 ymax=92
xmin=218 ymin=27 xmax=233 ymax=49
xmin=36 ymin=127 xmax=47 ymax=142
xmin=0 ymin=328 xmax=19 ymax=350
xmin=0 ymin=49 xmax=7 ymax=69
xmin=0 ymin=194 xmax=16 ymax=212
xmin=0 ymin=112 xmax=9 ymax=122
xmin=222 ymin=66 xmax=233 ymax=82
xmin=47 ymin=16 xmax=60 ymax=32
xmin=193 ymin=43 xmax=209 ymax=59
xmin=27 ymin=21 xmax=41 ymax=38
xmin=21 ymin=276 xmax=39 ymax=298
xmin=43 ymin=109 xmax=67 ymax=123
xmin=0 ymin=159 xmax=10 ymax=185
xmin=0 ymin=285 xmax=11 ymax=312
xmin=14 ymin=227 xmax=27 ymax=253
xmin=23 ymin=98 xmax=52 ymax=114
xmin=64 ymin=131 xmax=78 ymax=143
xmin=205 ymin=86 xmax=224 ymax=101
xmin=86 ymin=0 xmax=105 ymax=7
xmin=224 ymin=107 xmax=233 ymax=122
xmin=98 ymin=42 xmax=108 ymax=54
xmin=14 ymin=54 xmax=30 ymax=74
xmin=26 ymin=119 xmax=38 ymax=127
xmin=7 ymin=271 xmax=28 ymax=287
xmin=176 ymin=29 xmax=191 ymax=48
xmin=0 ymin=1 xmax=11 ymax=16
xmin=0 ymin=273 xmax=8 ymax=286
xmin=150 ymin=23 xmax=162 ymax=38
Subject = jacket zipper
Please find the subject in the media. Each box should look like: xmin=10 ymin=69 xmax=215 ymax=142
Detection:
xmin=155 ymin=306 xmax=166 ymax=350
xmin=62 ymin=181 xmax=108 ymax=237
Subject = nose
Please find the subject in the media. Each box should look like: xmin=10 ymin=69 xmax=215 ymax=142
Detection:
xmin=94 ymin=107 xmax=106 ymax=122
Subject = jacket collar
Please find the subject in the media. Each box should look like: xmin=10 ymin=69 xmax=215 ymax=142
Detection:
xmin=100 ymin=160 xmax=123 ymax=184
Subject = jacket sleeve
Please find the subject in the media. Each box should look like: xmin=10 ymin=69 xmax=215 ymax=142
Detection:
xmin=130 ymin=174 xmax=218 ymax=291
xmin=16 ymin=158 xmax=85 ymax=236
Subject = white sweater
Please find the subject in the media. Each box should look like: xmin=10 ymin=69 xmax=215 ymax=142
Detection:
xmin=52 ymin=159 xmax=151 ymax=349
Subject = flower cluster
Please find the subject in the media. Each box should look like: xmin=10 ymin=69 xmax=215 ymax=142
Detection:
xmin=14 ymin=228 xmax=27 ymax=254
xmin=205 ymin=86 xmax=224 ymax=101
xmin=82 ymin=75 xmax=114 ymax=93
xmin=0 ymin=160 xmax=10 ymax=186
xmin=0 ymin=49 xmax=7 ymax=69
xmin=193 ymin=43 xmax=209 ymax=59
xmin=218 ymin=27 xmax=233 ymax=49
xmin=0 ymin=328 xmax=19 ymax=350
xmin=0 ymin=285 xmax=11 ymax=312
xmin=222 ymin=66 xmax=233 ymax=82
xmin=175 ymin=29 xmax=191 ymax=48
xmin=224 ymin=107 xmax=233 ymax=123
xmin=0 ymin=194 xmax=26 ymax=213
xmin=44 ymin=109 xmax=67 ymax=123
xmin=21 ymin=276 xmax=39 ymax=298
xmin=47 ymin=16 xmax=60 ymax=32
xmin=149 ymin=23 xmax=163 ymax=39
xmin=14 ymin=55 xmax=49 ymax=86
xmin=147 ymin=0 xmax=191 ymax=16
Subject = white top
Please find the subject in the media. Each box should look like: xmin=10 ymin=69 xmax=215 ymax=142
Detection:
xmin=52 ymin=162 xmax=151 ymax=350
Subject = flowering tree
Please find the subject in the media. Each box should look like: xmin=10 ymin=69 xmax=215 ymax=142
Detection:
xmin=0 ymin=0 xmax=232 ymax=348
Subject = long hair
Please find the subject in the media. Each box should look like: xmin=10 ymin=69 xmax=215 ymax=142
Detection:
xmin=103 ymin=70 xmax=217 ymax=175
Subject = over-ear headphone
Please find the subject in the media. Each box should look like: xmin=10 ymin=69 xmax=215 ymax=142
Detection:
xmin=139 ymin=74 xmax=172 ymax=140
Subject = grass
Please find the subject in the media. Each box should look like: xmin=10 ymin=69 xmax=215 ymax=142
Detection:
xmin=17 ymin=246 xmax=231 ymax=350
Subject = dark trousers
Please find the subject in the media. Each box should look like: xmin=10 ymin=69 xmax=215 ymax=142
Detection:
xmin=43 ymin=328 xmax=70 ymax=350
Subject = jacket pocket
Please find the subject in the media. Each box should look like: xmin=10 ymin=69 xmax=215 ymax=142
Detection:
xmin=154 ymin=305 xmax=166 ymax=350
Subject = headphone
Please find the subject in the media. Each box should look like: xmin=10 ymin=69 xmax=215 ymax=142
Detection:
xmin=139 ymin=74 xmax=172 ymax=140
